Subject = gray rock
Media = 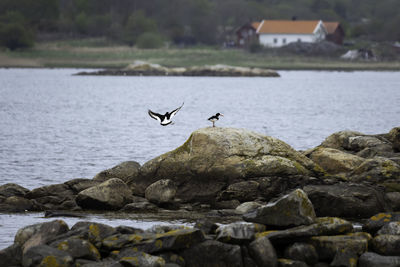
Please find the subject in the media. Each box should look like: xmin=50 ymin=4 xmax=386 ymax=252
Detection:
xmin=363 ymin=212 xmax=400 ymax=234
xmin=277 ymin=258 xmax=308 ymax=267
xmin=93 ymin=161 xmax=140 ymax=183
xmin=0 ymin=196 xmax=34 ymax=212
xmin=218 ymin=181 xmax=259 ymax=202
xmin=76 ymin=178 xmax=133 ymax=210
xmin=215 ymin=222 xmax=266 ymax=244
xmin=373 ymin=235 xmax=400 ymax=256
xmin=378 ymin=222 xmax=400 ymax=235
xmin=181 ymin=240 xmax=243 ymax=267
xmin=320 ymin=131 xmax=364 ymax=150
xmin=386 ymin=192 xmax=400 ymax=211
xmin=358 ymin=252 xmax=400 ymax=267
xmin=349 ymin=157 xmax=400 ymax=183
xmin=303 ymin=184 xmax=389 ymax=218
xmin=70 ymin=221 xmax=117 ymax=248
xmin=158 ymin=252 xmax=185 ymax=266
xmin=22 ymin=244 xmax=73 ymax=267
xmin=64 ymin=178 xmax=100 ymax=194
xmin=131 ymin=127 xmax=318 ymax=202
xmin=145 ymin=179 xmax=177 ymax=204
xmin=102 ymin=232 xmax=154 ymax=251
xmin=0 ymin=183 xmax=29 ymax=198
xmin=25 ymin=183 xmax=74 ymax=200
xmin=284 ymin=242 xmax=318 ymax=265
xmin=348 ymin=135 xmax=392 ymax=152
xmin=388 ymin=127 xmax=400 ymax=152
xmin=118 ymin=251 xmax=165 ymax=267
xmin=235 ymin=201 xmax=263 ymax=214
xmin=330 ymin=247 xmax=358 ymax=267
xmin=120 ymin=201 xmax=158 ymax=212
xmin=243 ymin=189 xmax=316 ymax=227
xmin=0 ymin=244 xmax=22 ymax=267
xmin=248 ymin=236 xmax=278 ymax=267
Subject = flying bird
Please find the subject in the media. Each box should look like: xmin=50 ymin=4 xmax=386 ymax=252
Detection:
xmin=148 ymin=103 xmax=184 ymax=126
xmin=208 ymin=113 xmax=223 ymax=127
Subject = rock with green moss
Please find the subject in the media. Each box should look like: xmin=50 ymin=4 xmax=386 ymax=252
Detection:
xmin=363 ymin=212 xmax=400 ymax=234
xmin=349 ymin=157 xmax=400 ymax=183
xmin=145 ymin=179 xmax=177 ymax=204
xmin=243 ymin=189 xmax=316 ymax=227
xmin=215 ymin=222 xmax=266 ymax=244
xmin=132 ymin=127 xmax=318 ymax=203
xmin=388 ymin=127 xmax=400 ymax=152
xmin=70 ymin=221 xmax=117 ymax=248
xmin=50 ymin=237 xmax=101 ymax=261
xmin=249 ymin=235 xmax=278 ymax=267
xmin=372 ymin=235 xmax=400 ymax=256
xmin=22 ymin=244 xmax=73 ymax=267
xmin=118 ymin=251 xmax=166 ymax=267
xmin=76 ymin=178 xmax=133 ymax=210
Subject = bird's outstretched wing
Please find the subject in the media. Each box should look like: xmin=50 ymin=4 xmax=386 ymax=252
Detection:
xmin=169 ymin=102 xmax=184 ymax=118
xmin=148 ymin=110 xmax=162 ymax=122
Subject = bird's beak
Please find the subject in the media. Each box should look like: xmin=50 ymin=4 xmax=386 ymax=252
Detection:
xmin=220 ymin=114 xmax=224 ymax=116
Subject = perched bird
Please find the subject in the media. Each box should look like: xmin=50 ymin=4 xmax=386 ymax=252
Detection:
xmin=208 ymin=113 xmax=223 ymax=127
xmin=148 ymin=103 xmax=184 ymax=126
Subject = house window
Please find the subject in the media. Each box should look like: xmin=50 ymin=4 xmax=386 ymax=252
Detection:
xmin=283 ymin=38 xmax=286 ymax=44
xmin=273 ymin=38 xmax=278 ymax=44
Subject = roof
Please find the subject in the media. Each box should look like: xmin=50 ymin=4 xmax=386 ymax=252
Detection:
xmin=257 ymin=20 xmax=323 ymax=34
xmin=323 ymin=22 xmax=341 ymax=34
xmin=251 ymin=22 xmax=261 ymax=30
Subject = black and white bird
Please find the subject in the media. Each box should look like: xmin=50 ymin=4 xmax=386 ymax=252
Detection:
xmin=208 ymin=113 xmax=223 ymax=127
xmin=148 ymin=103 xmax=184 ymax=126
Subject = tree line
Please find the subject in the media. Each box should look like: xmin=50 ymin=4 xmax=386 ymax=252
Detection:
xmin=0 ymin=0 xmax=399 ymax=50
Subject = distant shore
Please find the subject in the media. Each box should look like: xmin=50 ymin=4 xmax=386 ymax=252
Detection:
xmin=1 ymin=39 xmax=400 ymax=71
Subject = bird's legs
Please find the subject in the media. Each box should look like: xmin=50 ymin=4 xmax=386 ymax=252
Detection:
xmin=212 ymin=121 xmax=215 ymax=127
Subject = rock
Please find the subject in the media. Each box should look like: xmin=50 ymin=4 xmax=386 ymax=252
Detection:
xmin=158 ymin=252 xmax=185 ymax=266
xmin=133 ymin=228 xmax=205 ymax=254
xmin=102 ymin=233 xmax=153 ymax=251
xmin=378 ymin=222 xmax=400 ymax=235
xmin=363 ymin=212 xmax=400 ymax=234
xmin=118 ymin=251 xmax=166 ymax=267
xmin=320 ymin=131 xmax=364 ymax=150
xmin=277 ymin=258 xmax=308 ymax=267
xmin=308 ymin=147 xmax=365 ymax=174
xmin=22 ymin=244 xmax=73 ymax=267
xmin=24 ymin=183 xmax=75 ymax=210
xmin=93 ymin=161 xmax=140 ymax=183
xmin=0 ymin=244 xmax=22 ymax=267
xmin=70 ymin=221 xmax=117 ymax=248
xmin=388 ymin=127 xmax=400 ymax=152
xmin=349 ymin=157 xmax=400 ymax=183
xmin=64 ymin=178 xmax=100 ymax=194
xmin=243 ymin=189 xmax=316 ymax=227
xmin=348 ymin=135 xmax=393 ymax=153
xmin=0 ymin=196 xmax=34 ymax=212
xmin=358 ymin=252 xmax=400 ymax=267
xmin=330 ymin=247 xmax=358 ymax=267
xmin=309 ymin=233 xmax=370 ymax=261
xmin=386 ymin=192 xmax=400 ymax=211
xmin=194 ymin=219 xmax=219 ymax=235
xmin=131 ymin=127 xmax=318 ymax=202
xmin=257 ymin=217 xmax=353 ymax=243
xmin=248 ymin=236 xmax=278 ymax=267
xmin=145 ymin=179 xmax=177 ymax=204
xmin=235 ymin=201 xmax=263 ymax=214
xmin=120 ymin=201 xmax=158 ymax=212
xmin=215 ymin=222 xmax=266 ymax=244
xmin=372 ymin=235 xmax=400 ymax=256
xmin=14 ymin=220 xmax=69 ymax=253
xmin=181 ymin=240 xmax=243 ymax=267
xmin=76 ymin=178 xmax=133 ymax=210
xmin=303 ymin=184 xmax=389 ymax=218
xmin=218 ymin=181 xmax=259 ymax=202
xmin=283 ymin=242 xmax=318 ymax=265
xmin=0 ymin=183 xmax=29 ymax=198
xmin=50 ymin=237 xmax=101 ymax=261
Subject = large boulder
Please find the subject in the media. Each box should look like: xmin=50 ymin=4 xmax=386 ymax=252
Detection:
xmin=359 ymin=252 xmax=400 ymax=266
xmin=131 ymin=128 xmax=318 ymax=202
xmin=0 ymin=183 xmax=29 ymax=198
xmin=145 ymin=179 xmax=177 ymax=204
xmin=76 ymin=178 xmax=133 ymax=210
xmin=93 ymin=161 xmax=140 ymax=183
xmin=243 ymin=189 xmax=316 ymax=227
xmin=388 ymin=127 xmax=400 ymax=152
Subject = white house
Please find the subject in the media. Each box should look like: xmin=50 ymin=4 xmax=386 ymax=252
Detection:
xmin=255 ymin=20 xmax=327 ymax=47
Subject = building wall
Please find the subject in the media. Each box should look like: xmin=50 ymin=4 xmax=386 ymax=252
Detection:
xmin=258 ymin=34 xmax=314 ymax=47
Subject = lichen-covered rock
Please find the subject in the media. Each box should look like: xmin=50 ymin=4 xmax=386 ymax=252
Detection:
xmin=181 ymin=239 xmax=243 ymax=267
xmin=22 ymin=244 xmax=73 ymax=267
xmin=235 ymin=201 xmax=263 ymax=214
xmin=131 ymin=128 xmax=318 ymax=202
xmin=349 ymin=157 xmax=400 ymax=183
xmin=388 ymin=127 xmax=400 ymax=152
xmin=363 ymin=212 xmax=400 ymax=234
xmin=309 ymin=233 xmax=370 ymax=261
xmin=50 ymin=237 xmax=101 ymax=261
xmin=308 ymin=147 xmax=365 ymax=174
xmin=243 ymin=189 xmax=316 ymax=227
xmin=1 ymin=196 xmax=34 ymax=212
xmin=120 ymin=201 xmax=158 ymax=212
xmin=117 ymin=251 xmax=166 ymax=267
xmin=248 ymin=236 xmax=278 ymax=267
xmin=0 ymin=244 xmax=22 ymax=267
xmin=70 ymin=221 xmax=117 ymax=248
xmin=284 ymin=242 xmax=318 ymax=265
xmin=320 ymin=131 xmax=364 ymax=150
xmin=218 ymin=181 xmax=259 ymax=202
xmin=145 ymin=179 xmax=177 ymax=204
xmin=76 ymin=178 xmax=133 ymax=210
xmin=64 ymin=178 xmax=100 ymax=194
xmin=304 ymin=184 xmax=389 ymax=218
xmin=358 ymin=252 xmax=400 ymax=266
xmin=215 ymin=222 xmax=266 ymax=244
xmin=102 ymin=233 xmax=154 ymax=251
xmin=278 ymin=258 xmax=308 ymax=267
xmin=93 ymin=161 xmax=140 ymax=183
xmin=330 ymin=247 xmax=358 ymax=267
xmin=372 ymin=235 xmax=400 ymax=256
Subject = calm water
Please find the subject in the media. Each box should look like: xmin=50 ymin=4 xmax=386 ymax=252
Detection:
xmin=0 ymin=68 xmax=399 ymax=249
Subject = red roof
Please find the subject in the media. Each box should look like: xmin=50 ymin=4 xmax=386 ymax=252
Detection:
xmin=257 ymin=20 xmax=322 ymax=34
xmin=323 ymin=22 xmax=341 ymax=34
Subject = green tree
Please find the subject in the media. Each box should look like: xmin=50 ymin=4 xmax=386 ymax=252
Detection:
xmin=0 ymin=11 xmax=34 ymax=50
xmin=123 ymin=10 xmax=157 ymax=46
xmin=136 ymin=32 xmax=164 ymax=48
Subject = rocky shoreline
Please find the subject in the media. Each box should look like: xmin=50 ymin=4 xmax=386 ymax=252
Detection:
xmin=75 ymin=61 xmax=280 ymax=77
xmin=1 ymin=126 xmax=399 ymax=266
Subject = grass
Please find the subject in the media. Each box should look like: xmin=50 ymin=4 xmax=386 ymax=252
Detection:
xmin=1 ymin=38 xmax=400 ymax=70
